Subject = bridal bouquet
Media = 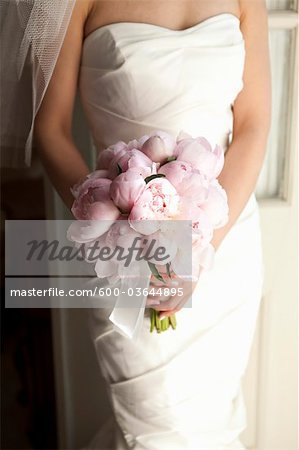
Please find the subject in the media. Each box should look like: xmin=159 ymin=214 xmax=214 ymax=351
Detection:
xmin=67 ymin=130 xmax=229 ymax=337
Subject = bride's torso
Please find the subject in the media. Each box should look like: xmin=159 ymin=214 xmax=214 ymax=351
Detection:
xmin=78 ymin=0 xmax=245 ymax=156
xmin=84 ymin=0 xmax=241 ymax=38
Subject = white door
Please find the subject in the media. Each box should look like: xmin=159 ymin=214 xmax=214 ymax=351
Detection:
xmin=45 ymin=3 xmax=299 ymax=448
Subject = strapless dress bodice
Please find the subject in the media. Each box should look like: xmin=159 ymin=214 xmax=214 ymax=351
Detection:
xmin=79 ymin=13 xmax=245 ymax=155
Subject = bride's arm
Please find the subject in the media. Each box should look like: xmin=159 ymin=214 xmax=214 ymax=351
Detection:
xmin=34 ymin=0 xmax=94 ymax=209
xmin=211 ymin=0 xmax=271 ymax=250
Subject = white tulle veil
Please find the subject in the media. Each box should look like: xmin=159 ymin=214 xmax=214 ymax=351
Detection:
xmin=0 ymin=0 xmax=76 ymax=168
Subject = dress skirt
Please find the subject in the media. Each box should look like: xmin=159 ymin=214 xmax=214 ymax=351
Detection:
xmin=85 ymin=193 xmax=264 ymax=450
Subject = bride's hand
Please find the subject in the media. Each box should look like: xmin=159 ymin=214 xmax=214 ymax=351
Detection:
xmin=146 ymin=269 xmax=198 ymax=319
xmin=145 ymin=239 xmax=206 ymax=318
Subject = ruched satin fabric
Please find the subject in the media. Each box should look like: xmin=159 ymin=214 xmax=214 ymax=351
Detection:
xmin=79 ymin=13 xmax=245 ymax=153
xmin=79 ymin=14 xmax=264 ymax=450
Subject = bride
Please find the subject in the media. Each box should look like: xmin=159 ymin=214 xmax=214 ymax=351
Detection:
xmin=31 ymin=0 xmax=270 ymax=448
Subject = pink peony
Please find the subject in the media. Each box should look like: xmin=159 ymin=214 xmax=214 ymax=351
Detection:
xmin=109 ymin=167 xmax=147 ymax=213
xmin=68 ymin=175 xmax=120 ymax=243
xmin=180 ymin=202 xmax=213 ymax=247
xmin=200 ymin=180 xmax=229 ymax=228
xmin=71 ymin=170 xmax=109 ymax=198
xmin=158 ymin=160 xmax=209 ymax=205
xmin=158 ymin=160 xmax=193 ymax=185
xmin=127 ymin=139 xmax=142 ymax=150
xmin=140 ymin=130 xmax=176 ymax=164
xmin=128 ymin=177 xmax=180 ymax=235
xmin=176 ymin=130 xmax=193 ymax=142
xmin=108 ymin=148 xmax=153 ymax=179
xmin=71 ymin=175 xmax=119 ymax=222
xmin=175 ymin=136 xmax=224 ymax=179
xmin=96 ymin=141 xmax=128 ymax=170
xmin=93 ymin=220 xmax=144 ymax=279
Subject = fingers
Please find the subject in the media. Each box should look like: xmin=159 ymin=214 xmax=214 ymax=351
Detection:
xmin=146 ymin=271 xmax=198 ymax=316
xmin=153 ymin=279 xmax=197 ymax=317
xmin=146 ymin=298 xmax=161 ymax=307
xmin=146 ymin=283 xmax=173 ymax=305
xmin=146 ymin=273 xmax=179 ymax=305
xmin=157 ymin=294 xmax=191 ymax=318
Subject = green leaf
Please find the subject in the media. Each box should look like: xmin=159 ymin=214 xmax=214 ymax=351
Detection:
xmin=144 ymin=173 xmax=166 ymax=184
xmin=166 ymin=156 xmax=176 ymax=162
xmin=117 ymin=163 xmax=123 ymax=175
xmin=166 ymin=263 xmax=171 ymax=278
xmin=148 ymin=262 xmax=165 ymax=283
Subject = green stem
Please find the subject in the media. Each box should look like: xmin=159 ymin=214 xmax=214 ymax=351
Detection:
xmin=149 ymin=309 xmax=177 ymax=333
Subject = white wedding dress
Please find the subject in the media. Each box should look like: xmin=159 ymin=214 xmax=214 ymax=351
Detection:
xmin=79 ymin=13 xmax=264 ymax=450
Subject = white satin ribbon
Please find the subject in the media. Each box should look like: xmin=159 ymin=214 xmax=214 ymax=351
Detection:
xmin=108 ymin=261 xmax=151 ymax=339
xmin=108 ymin=244 xmax=215 ymax=339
